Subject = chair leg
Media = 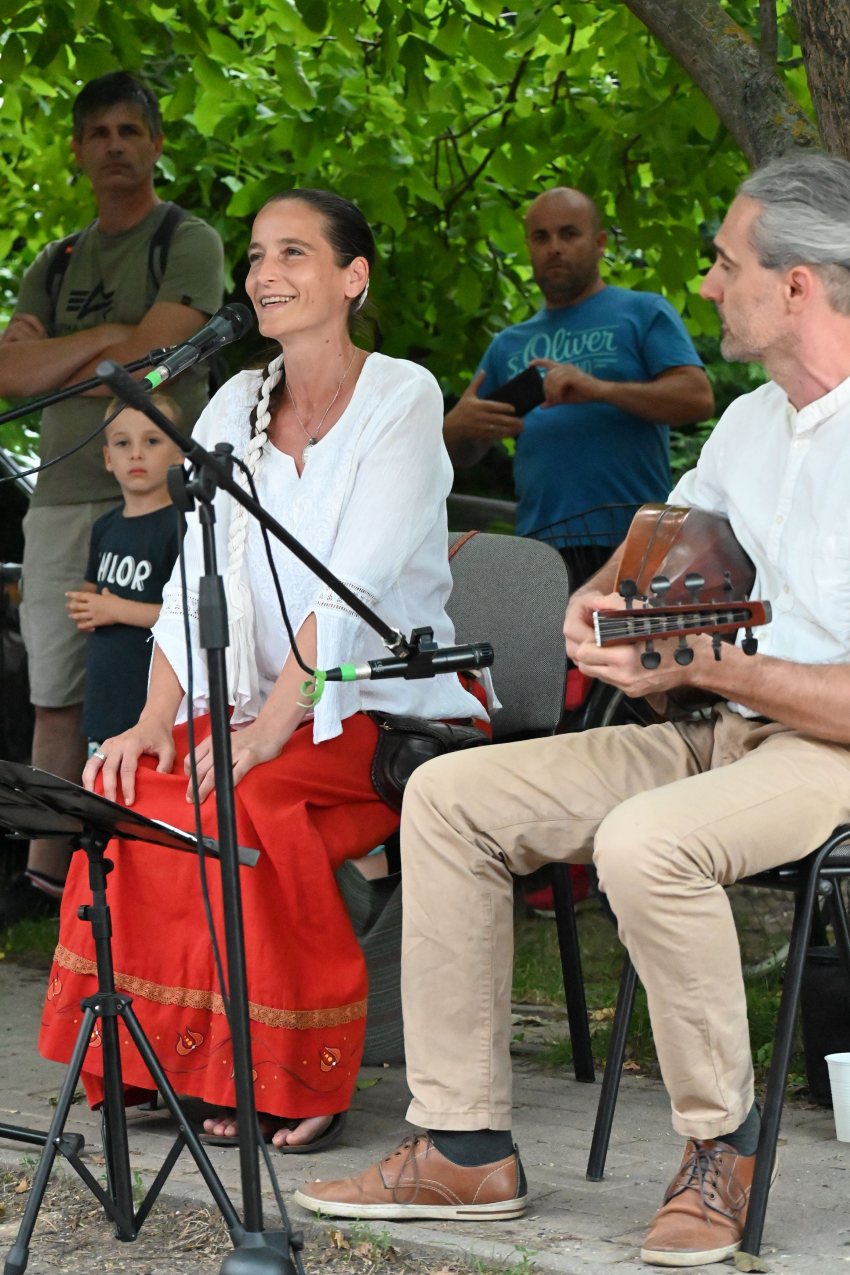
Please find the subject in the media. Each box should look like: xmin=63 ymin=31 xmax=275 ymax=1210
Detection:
xmin=741 ymin=860 xmax=819 ymax=1257
xmin=551 ymin=864 xmax=595 ymax=1083
xmin=586 ymin=953 xmax=637 ymax=1181
xmin=827 ymin=881 xmax=850 ymax=988
xmin=810 ymin=895 xmax=829 ymax=947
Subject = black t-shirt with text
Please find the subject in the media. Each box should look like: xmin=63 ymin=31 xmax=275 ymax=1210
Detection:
xmin=83 ymin=503 xmax=179 ymax=742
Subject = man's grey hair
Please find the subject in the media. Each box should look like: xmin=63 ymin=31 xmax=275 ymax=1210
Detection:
xmin=739 ymin=152 xmax=850 ymax=316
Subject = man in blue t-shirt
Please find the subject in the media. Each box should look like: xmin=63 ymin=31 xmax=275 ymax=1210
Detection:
xmin=444 ymin=187 xmax=714 ymax=582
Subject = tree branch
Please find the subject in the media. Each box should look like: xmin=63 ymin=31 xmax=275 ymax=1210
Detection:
xmin=623 ymin=0 xmax=818 ymax=164
xmin=759 ymin=0 xmax=778 ymax=66
xmin=791 ymin=0 xmax=850 ymax=160
xmin=443 ymin=50 xmax=533 ymax=214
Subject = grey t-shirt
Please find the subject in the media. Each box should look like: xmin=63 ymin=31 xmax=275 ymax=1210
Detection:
xmin=16 ymin=203 xmax=225 ymax=507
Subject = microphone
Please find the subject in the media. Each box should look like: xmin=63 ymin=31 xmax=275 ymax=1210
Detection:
xmin=144 ymin=303 xmax=254 ymax=388
xmin=324 ymin=630 xmax=494 ymax=683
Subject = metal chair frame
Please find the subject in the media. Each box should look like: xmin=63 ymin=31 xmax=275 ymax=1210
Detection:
xmin=584 ymin=826 xmax=850 ymax=1257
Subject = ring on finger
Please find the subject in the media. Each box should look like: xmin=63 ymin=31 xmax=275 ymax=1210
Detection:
xmin=93 ymin=751 xmax=106 ymax=762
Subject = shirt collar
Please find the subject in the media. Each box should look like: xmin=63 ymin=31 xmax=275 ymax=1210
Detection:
xmin=785 ymin=372 xmax=850 ymax=434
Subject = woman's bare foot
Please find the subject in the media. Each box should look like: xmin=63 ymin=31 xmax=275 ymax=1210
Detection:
xmin=203 ymin=1108 xmax=238 ymax=1139
xmin=202 ymin=1109 xmax=334 ymax=1146
xmin=272 ymin=1114 xmax=333 ymax=1148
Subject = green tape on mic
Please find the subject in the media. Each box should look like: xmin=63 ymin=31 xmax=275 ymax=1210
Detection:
xmin=298 ymin=669 xmax=327 ymax=707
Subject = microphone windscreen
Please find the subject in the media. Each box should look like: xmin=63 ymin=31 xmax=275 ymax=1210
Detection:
xmin=218 ymin=302 xmax=254 ymax=338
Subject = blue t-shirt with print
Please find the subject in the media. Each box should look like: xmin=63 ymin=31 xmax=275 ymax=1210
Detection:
xmin=477 ymin=286 xmax=703 ymax=538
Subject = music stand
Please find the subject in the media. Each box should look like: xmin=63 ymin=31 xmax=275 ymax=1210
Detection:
xmin=0 ymin=762 xmax=293 ymax=1275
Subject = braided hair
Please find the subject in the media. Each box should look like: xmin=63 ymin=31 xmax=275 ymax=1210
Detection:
xmin=226 ymin=352 xmax=284 ymax=584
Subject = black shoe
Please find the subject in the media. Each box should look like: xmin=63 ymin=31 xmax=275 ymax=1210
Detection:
xmin=0 ymin=874 xmax=61 ymax=928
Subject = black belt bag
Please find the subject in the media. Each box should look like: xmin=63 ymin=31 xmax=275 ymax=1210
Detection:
xmin=367 ymin=710 xmax=489 ymax=813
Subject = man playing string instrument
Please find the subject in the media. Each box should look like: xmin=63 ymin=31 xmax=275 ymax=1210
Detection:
xmin=297 ymin=152 xmax=850 ymax=1266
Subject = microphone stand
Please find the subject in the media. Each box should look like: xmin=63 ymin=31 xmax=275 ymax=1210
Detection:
xmin=95 ymin=358 xmax=491 ymax=1274
xmin=0 ymin=352 xmax=170 ymax=426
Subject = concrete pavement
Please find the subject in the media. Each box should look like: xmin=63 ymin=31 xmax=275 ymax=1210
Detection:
xmin=0 ymin=959 xmax=845 ymax=1274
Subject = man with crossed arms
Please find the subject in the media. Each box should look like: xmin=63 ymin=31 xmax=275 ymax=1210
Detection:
xmin=298 ymin=151 xmax=850 ymax=1267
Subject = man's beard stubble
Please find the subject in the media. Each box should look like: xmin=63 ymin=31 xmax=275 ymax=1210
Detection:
xmin=535 ymin=255 xmax=599 ymax=306
xmin=719 ymin=317 xmax=763 ymax=364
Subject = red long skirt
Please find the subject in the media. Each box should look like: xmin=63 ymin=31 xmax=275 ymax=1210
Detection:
xmin=39 ymin=713 xmax=399 ymax=1118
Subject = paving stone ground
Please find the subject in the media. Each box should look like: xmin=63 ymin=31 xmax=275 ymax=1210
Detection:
xmin=0 ymin=959 xmax=847 ymax=1274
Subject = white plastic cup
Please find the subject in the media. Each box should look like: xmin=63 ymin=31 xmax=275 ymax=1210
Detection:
xmin=825 ymin=1053 xmax=850 ymax=1140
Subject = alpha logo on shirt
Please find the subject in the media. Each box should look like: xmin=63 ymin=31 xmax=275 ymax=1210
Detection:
xmin=66 ymin=281 xmax=115 ymax=321
xmin=96 ymin=551 xmax=152 ymax=592
xmin=506 ymin=324 xmax=619 ymax=379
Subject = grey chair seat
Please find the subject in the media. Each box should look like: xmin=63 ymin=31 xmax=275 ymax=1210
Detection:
xmin=341 ymin=531 xmax=571 ymax=1067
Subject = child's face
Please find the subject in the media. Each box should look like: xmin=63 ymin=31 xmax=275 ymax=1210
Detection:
xmin=103 ymin=408 xmax=183 ymax=495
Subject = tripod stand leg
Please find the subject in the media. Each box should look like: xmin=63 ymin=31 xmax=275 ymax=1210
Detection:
xmin=97 ymin=1008 xmax=135 ymax=1240
xmin=121 ymin=1004 xmax=243 ymax=1235
xmin=4 ymin=1009 xmax=97 ymax=1275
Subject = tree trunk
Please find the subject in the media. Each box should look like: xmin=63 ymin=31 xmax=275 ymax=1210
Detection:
xmin=624 ymin=0 xmax=819 ymax=165
xmin=791 ymin=0 xmax=850 ymax=159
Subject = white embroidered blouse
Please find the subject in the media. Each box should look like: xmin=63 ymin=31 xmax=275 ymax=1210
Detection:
xmin=151 ymin=352 xmax=491 ymax=742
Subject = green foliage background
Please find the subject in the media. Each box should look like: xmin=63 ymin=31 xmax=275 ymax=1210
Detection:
xmin=0 ymin=0 xmax=813 ymax=478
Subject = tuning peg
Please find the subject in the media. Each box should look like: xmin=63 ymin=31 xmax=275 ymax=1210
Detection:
xmin=742 ymin=628 xmax=758 ymax=656
xmin=724 ymin=570 xmax=734 ymax=601
xmin=712 ymin=633 xmax=723 ymax=661
xmin=649 ymin=575 xmax=671 ymax=606
xmin=685 ymin=572 xmax=704 ymax=605
xmin=619 ymin=579 xmax=638 ymax=611
xmin=674 ymin=636 xmax=694 ymax=666
xmin=641 ymin=641 xmax=661 ymax=669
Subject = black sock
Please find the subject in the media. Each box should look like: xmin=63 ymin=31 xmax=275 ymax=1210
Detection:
xmin=428 ymin=1129 xmax=514 ymax=1167
xmin=718 ymin=1104 xmax=760 ymax=1156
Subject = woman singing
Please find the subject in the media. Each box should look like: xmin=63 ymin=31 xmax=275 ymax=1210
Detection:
xmin=39 ymin=189 xmax=490 ymax=1151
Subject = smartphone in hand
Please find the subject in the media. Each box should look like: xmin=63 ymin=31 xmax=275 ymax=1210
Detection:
xmin=484 ymin=365 xmax=545 ymax=416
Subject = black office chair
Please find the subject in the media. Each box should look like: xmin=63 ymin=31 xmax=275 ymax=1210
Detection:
xmin=584 ymin=824 xmax=850 ymax=1258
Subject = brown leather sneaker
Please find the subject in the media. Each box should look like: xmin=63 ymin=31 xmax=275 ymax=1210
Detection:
xmin=294 ymin=1132 xmax=528 ymax=1220
xmin=641 ymin=1139 xmax=773 ymax=1267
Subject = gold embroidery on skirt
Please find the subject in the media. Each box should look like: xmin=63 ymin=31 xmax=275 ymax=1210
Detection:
xmin=53 ymin=945 xmax=367 ymax=1030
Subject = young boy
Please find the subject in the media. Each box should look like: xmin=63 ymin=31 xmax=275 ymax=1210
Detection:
xmin=65 ymin=395 xmax=185 ymax=746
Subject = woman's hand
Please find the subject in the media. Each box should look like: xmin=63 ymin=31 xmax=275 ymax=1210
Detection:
xmin=184 ymin=721 xmax=286 ymax=804
xmin=84 ymin=715 xmax=177 ymax=806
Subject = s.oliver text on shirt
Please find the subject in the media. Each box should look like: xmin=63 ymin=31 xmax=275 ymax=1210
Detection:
xmin=505 ymin=325 xmax=619 ymax=378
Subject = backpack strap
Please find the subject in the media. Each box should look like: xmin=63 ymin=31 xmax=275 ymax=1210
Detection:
xmin=44 ymin=226 xmax=89 ymax=319
xmin=44 ymin=203 xmax=187 ymax=324
xmin=147 ymin=201 xmax=187 ymax=291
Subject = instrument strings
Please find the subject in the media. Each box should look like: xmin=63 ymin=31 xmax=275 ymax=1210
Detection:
xmin=598 ymin=606 xmax=757 ymax=640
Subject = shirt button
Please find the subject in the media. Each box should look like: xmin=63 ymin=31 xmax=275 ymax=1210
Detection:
xmin=793 ymin=440 xmax=804 ymax=450
xmin=775 ymin=514 xmax=783 ymax=524
xmin=783 ymin=583 xmax=791 ymax=593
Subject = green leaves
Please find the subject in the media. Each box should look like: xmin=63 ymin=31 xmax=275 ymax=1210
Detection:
xmin=273 ymin=44 xmax=316 ymax=109
xmin=294 ymin=0 xmax=327 ymax=34
xmin=0 ymin=33 xmax=25 ymax=82
xmin=0 ymin=0 xmax=811 ymax=411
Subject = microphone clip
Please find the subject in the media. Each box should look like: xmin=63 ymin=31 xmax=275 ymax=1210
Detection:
xmin=403 ymin=626 xmax=440 ymax=673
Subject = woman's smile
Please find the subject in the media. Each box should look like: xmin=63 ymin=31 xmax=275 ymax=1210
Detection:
xmin=259 ymin=293 xmax=297 ymax=308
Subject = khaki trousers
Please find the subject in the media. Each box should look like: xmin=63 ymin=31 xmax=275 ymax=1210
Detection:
xmin=400 ymin=707 xmax=850 ymax=1141
xmin=20 ymin=501 xmax=121 ymax=707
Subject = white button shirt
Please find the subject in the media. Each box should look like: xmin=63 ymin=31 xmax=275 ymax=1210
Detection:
xmin=668 ymin=374 xmax=850 ymax=716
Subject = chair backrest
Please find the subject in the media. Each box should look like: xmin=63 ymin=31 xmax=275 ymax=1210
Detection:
xmin=447 ymin=532 xmax=568 ymax=741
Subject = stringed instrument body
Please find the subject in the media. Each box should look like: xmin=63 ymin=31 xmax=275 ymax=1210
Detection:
xmin=615 ymin=504 xmax=756 ymax=605
xmin=592 ymin=505 xmax=771 ymax=693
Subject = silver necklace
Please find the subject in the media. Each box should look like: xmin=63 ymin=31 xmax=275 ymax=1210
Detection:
xmin=287 ymin=350 xmax=357 ymax=466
